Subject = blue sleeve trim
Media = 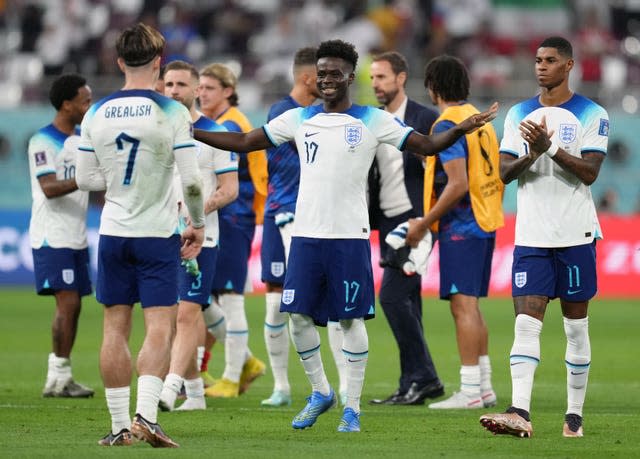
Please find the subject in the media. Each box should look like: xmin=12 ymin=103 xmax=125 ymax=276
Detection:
xmin=262 ymin=126 xmax=278 ymax=147
xmin=215 ymin=167 xmax=239 ymax=174
xmin=36 ymin=170 xmax=56 ymax=178
xmin=500 ymin=149 xmax=519 ymax=158
xmin=397 ymin=128 xmax=414 ymax=151
xmin=580 ymin=148 xmax=606 ymax=156
xmin=174 ymin=142 xmax=196 ymax=150
xmin=78 ymin=146 xmax=95 ymax=152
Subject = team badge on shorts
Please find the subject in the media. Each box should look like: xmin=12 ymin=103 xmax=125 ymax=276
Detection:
xmin=559 ymin=124 xmax=577 ymax=144
xmin=514 ymin=271 xmax=527 ymax=288
xmin=271 ymin=262 xmax=284 ymax=277
xmin=62 ymin=269 xmax=75 ymax=285
xmin=282 ymin=289 xmax=295 ymax=305
xmin=345 ymin=124 xmax=362 ymax=147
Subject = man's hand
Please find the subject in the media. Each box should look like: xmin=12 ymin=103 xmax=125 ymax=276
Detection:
xmin=181 ymin=224 xmax=204 ymax=260
xmin=406 ymin=217 xmax=429 ymax=248
xmin=459 ymin=102 xmax=499 ymax=134
xmin=519 ymin=115 xmax=555 ymax=155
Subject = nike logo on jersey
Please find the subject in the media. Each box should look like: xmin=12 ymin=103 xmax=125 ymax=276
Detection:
xmin=305 ymin=132 xmax=319 ymax=137
xmin=344 ymin=305 xmax=357 ymax=312
xmin=567 ymin=289 xmax=582 ymax=295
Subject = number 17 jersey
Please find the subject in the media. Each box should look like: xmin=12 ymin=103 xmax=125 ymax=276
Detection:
xmin=263 ymin=104 xmax=413 ymax=239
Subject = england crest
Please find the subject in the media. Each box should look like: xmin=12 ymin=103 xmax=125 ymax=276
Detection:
xmin=345 ymin=124 xmax=362 ymax=146
xmin=282 ymin=289 xmax=295 ymax=305
xmin=514 ymin=271 xmax=527 ymax=288
xmin=62 ymin=269 xmax=74 ymax=285
xmin=559 ymin=124 xmax=577 ymax=144
xmin=271 ymin=262 xmax=285 ymax=278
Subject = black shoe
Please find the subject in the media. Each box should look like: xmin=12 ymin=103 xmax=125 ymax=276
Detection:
xmin=397 ymin=381 xmax=445 ymax=405
xmin=368 ymin=389 xmax=407 ymax=405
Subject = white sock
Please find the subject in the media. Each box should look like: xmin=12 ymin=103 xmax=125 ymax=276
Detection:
xmin=203 ymin=301 xmax=226 ymax=342
xmin=564 ymin=316 xmax=590 ymax=417
xmin=160 ymin=373 xmax=183 ymax=410
xmin=220 ymin=294 xmax=248 ymax=382
xmin=184 ymin=377 xmax=205 ymax=400
xmin=105 ymin=386 xmax=130 ymax=434
xmin=196 ymin=346 xmax=205 ymax=371
xmin=44 ymin=353 xmax=56 ymax=389
xmin=135 ymin=375 xmax=163 ymax=423
xmin=264 ymin=292 xmax=290 ymax=394
xmin=53 ymin=355 xmax=72 ymax=387
xmin=340 ymin=318 xmax=368 ymax=414
xmin=479 ymin=355 xmax=493 ymax=394
xmin=327 ymin=321 xmax=347 ymax=396
xmin=460 ymin=365 xmax=481 ymax=398
xmin=510 ymin=314 xmax=543 ymax=413
xmin=290 ymin=313 xmax=330 ymax=395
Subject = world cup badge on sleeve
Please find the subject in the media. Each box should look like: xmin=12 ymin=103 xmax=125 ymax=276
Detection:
xmin=514 ymin=271 xmax=527 ymax=288
xmin=345 ymin=124 xmax=362 ymax=147
xmin=282 ymin=289 xmax=295 ymax=305
xmin=34 ymin=151 xmax=47 ymax=166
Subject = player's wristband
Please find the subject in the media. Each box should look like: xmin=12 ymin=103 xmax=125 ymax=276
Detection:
xmin=544 ymin=141 xmax=559 ymax=158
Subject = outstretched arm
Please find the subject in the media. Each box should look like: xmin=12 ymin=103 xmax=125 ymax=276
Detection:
xmin=194 ymin=127 xmax=272 ymax=153
xmin=404 ymin=102 xmax=498 ymax=157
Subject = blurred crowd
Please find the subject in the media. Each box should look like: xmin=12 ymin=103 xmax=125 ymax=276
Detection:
xmin=1 ymin=0 xmax=639 ymax=107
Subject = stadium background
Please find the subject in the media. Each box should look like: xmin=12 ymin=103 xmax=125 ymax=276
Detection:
xmin=1 ymin=0 xmax=639 ymax=295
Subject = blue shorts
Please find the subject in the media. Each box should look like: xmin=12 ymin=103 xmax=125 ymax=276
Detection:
xmin=32 ymin=247 xmax=92 ymax=296
xmin=512 ymin=242 xmax=597 ymax=302
xmin=439 ymin=237 xmax=495 ymax=300
xmin=212 ymin=216 xmax=254 ymax=293
xmin=178 ymin=247 xmax=218 ymax=309
xmin=97 ymin=235 xmax=180 ymax=307
xmin=261 ymin=215 xmax=286 ymax=285
xmin=281 ymin=237 xmax=375 ymax=326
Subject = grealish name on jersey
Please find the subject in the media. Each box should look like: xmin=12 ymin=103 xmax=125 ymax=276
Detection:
xmin=104 ymin=104 xmax=152 ymax=119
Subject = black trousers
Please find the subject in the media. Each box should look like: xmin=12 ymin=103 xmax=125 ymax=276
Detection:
xmin=378 ymin=210 xmax=440 ymax=392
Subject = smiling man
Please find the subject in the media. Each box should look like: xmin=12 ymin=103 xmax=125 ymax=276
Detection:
xmin=193 ymin=39 xmax=498 ymax=433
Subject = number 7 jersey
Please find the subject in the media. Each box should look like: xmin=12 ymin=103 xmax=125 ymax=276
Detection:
xmin=263 ymin=104 xmax=413 ymax=239
xmin=79 ymin=89 xmax=197 ymax=237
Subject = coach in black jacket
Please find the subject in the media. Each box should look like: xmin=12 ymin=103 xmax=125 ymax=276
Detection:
xmin=368 ymin=52 xmax=444 ymax=406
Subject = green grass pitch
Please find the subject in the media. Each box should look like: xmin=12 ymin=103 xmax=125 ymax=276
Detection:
xmin=0 ymin=288 xmax=637 ymax=457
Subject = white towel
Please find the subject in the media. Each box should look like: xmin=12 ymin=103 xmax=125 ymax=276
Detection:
xmin=385 ymin=221 xmax=434 ymax=276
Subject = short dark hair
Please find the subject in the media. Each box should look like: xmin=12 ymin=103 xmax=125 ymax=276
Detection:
xmin=116 ymin=22 xmax=165 ymax=67
xmin=423 ymin=55 xmax=469 ymax=102
xmin=293 ymin=47 xmax=318 ymax=68
xmin=372 ymin=51 xmax=409 ymax=77
xmin=317 ymin=39 xmax=358 ymax=72
xmin=538 ymin=36 xmax=573 ymax=58
xmin=164 ymin=59 xmax=199 ymax=81
xmin=49 ymin=73 xmax=86 ymax=111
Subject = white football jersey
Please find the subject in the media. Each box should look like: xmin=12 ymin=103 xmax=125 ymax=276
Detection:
xmin=28 ymin=125 xmax=88 ymax=249
xmin=78 ymin=89 xmax=199 ymax=237
xmin=264 ymin=104 xmax=413 ymax=239
xmin=174 ymin=115 xmax=238 ymax=248
xmin=500 ymin=93 xmax=608 ymax=247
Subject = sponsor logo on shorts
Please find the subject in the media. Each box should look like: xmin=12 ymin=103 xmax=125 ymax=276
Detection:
xmin=62 ymin=269 xmax=74 ymax=285
xmin=514 ymin=271 xmax=527 ymax=288
xmin=282 ymin=289 xmax=295 ymax=305
xmin=271 ymin=262 xmax=284 ymax=277
xmin=345 ymin=305 xmax=357 ymax=312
